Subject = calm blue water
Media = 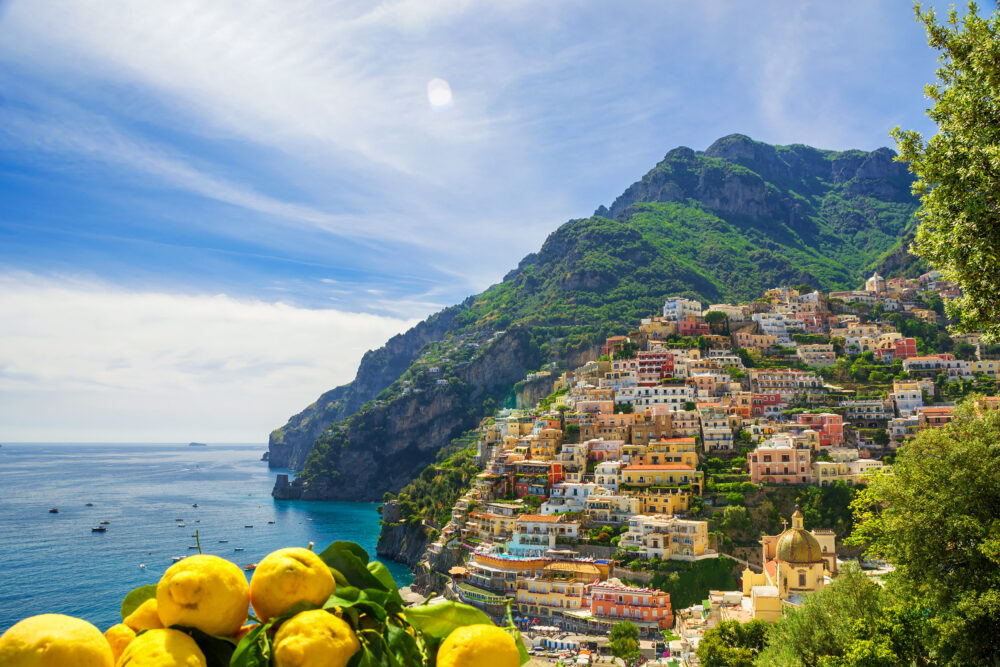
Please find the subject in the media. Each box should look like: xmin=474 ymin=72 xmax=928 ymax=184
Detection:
xmin=0 ymin=443 xmax=412 ymax=633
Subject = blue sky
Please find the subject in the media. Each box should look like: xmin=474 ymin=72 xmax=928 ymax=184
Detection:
xmin=0 ymin=1 xmax=945 ymax=441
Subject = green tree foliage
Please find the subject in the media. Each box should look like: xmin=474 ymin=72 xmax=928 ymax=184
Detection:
xmin=697 ymin=619 xmax=769 ymax=667
xmin=795 ymin=482 xmax=858 ymax=538
xmin=848 ymin=399 xmax=1000 ymax=663
xmin=609 ymin=621 xmax=641 ymax=667
xmin=755 ymin=564 xmax=933 ymax=667
xmin=892 ymin=2 xmax=1000 ymax=340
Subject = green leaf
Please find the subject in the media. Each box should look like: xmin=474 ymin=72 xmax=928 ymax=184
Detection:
xmin=230 ymin=622 xmax=271 ymax=667
xmin=403 ymin=601 xmax=493 ymax=639
xmin=170 ymin=626 xmax=235 ymax=667
xmin=320 ymin=547 xmax=387 ymax=591
xmin=319 ymin=541 xmax=370 ymax=566
xmin=366 ymin=560 xmax=397 ymax=593
xmin=386 ymin=623 xmax=423 ymax=667
xmin=120 ymin=584 xmax=158 ymax=620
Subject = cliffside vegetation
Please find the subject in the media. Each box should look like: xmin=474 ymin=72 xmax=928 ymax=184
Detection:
xmin=271 ymin=134 xmax=922 ymax=511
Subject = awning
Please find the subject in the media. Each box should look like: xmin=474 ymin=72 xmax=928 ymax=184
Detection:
xmin=448 ymin=566 xmax=468 ymax=576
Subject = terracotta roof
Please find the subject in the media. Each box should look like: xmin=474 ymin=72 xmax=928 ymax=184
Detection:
xmin=516 ymin=514 xmax=562 ymax=523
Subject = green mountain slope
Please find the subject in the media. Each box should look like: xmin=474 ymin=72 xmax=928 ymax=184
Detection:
xmin=269 ymin=134 xmax=919 ymax=502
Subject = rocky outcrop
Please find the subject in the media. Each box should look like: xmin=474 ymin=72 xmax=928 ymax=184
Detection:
xmin=375 ymin=501 xmax=428 ymax=568
xmin=602 ymin=133 xmax=914 ymax=223
xmin=278 ymin=327 xmax=544 ymax=501
xmin=268 ymin=304 xmax=464 ymax=469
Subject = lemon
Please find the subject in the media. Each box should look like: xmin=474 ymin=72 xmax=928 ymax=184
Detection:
xmin=436 ymin=624 xmax=520 ymax=667
xmin=0 ymin=613 xmax=114 ymax=667
xmin=250 ymin=547 xmax=336 ymax=621
xmin=116 ymin=628 xmax=206 ymax=667
xmin=156 ymin=554 xmax=249 ymax=636
xmin=123 ymin=599 xmax=163 ymax=632
xmin=104 ymin=623 xmax=136 ymax=662
xmin=272 ymin=609 xmax=359 ymax=667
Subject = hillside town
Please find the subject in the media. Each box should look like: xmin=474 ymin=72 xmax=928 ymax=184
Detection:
xmin=402 ymin=270 xmax=1000 ymax=665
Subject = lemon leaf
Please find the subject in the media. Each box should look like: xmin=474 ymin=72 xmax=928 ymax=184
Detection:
xmin=230 ymin=622 xmax=271 ymax=667
xmin=120 ymin=584 xmax=158 ymax=621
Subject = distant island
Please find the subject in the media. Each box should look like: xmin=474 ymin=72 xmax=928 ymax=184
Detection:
xmin=188 ymin=442 xmax=207 ymax=447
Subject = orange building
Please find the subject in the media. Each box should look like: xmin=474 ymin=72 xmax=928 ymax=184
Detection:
xmin=590 ymin=581 xmax=673 ymax=630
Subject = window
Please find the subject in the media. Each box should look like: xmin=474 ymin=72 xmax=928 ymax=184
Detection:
xmin=798 ymin=572 xmax=806 ymax=587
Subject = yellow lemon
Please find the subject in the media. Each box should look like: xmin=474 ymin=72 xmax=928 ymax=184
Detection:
xmin=250 ymin=547 xmax=336 ymax=621
xmin=436 ymin=624 xmax=519 ymax=667
xmin=104 ymin=623 xmax=136 ymax=662
xmin=272 ymin=609 xmax=359 ymax=667
xmin=156 ymin=554 xmax=249 ymax=636
xmin=123 ymin=599 xmax=163 ymax=632
xmin=0 ymin=613 xmax=114 ymax=667
xmin=116 ymin=628 xmax=206 ymax=667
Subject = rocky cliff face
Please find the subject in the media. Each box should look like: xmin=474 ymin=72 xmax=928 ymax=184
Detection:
xmin=375 ymin=501 xmax=429 ymax=569
xmin=603 ymin=134 xmax=914 ymax=224
xmin=275 ymin=327 xmax=544 ymax=501
xmin=268 ymin=305 xmax=464 ymax=470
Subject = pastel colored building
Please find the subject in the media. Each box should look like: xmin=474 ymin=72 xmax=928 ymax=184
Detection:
xmin=748 ymin=435 xmax=813 ymax=485
xmin=590 ymin=581 xmax=673 ymax=630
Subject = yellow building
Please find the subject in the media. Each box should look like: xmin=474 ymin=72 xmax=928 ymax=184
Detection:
xmin=527 ymin=428 xmax=563 ymax=460
xmin=620 ymin=514 xmax=714 ymax=560
xmin=515 ymin=561 xmax=603 ymax=619
xmin=759 ymin=509 xmax=836 ymax=603
xmin=645 ymin=437 xmax=698 ymax=467
xmin=634 ymin=487 xmax=693 ymax=515
xmin=620 ymin=464 xmax=703 ymax=495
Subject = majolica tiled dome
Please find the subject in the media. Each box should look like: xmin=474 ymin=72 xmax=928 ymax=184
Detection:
xmin=776 ymin=509 xmax=823 ymax=563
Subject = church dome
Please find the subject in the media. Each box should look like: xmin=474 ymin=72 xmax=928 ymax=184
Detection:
xmin=776 ymin=509 xmax=823 ymax=563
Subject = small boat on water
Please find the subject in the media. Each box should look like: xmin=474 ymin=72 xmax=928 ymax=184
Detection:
xmin=192 ymin=503 xmax=199 ymax=507
xmin=218 ymin=540 xmax=228 ymax=543
xmin=178 ymin=524 xmax=186 ymax=527
xmin=48 ymin=508 xmax=59 ymax=513
xmin=267 ymin=521 xmax=275 ymax=524
xmin=234 ymin=547 xmax=245 ymax=552
xmin=139 ymin=564 xmax=146 ymax=569
xmin=243 ymin=564 xmax=257 ymax=571
xmin=172 ymin=556 xmax=183 ymax=562
xmin=187 ymin=545 xmax=198 ymax=550
xmin=85 ymin=502 xmax=94 ymax=507
xmin=244 ymin=525 xmax=253 ymax=528
xmin=91 ymin=526 xmax=106 ymax=532
xmin=175 ymin=518 xmax=184 ymax=522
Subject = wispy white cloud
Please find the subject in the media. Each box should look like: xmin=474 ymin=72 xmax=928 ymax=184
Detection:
xmin=0 ymin=272 xmax=417 ymax=442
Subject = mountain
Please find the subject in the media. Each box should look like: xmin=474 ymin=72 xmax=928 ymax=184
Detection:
xmin=269 ymin=133 xmax=919 ymax=501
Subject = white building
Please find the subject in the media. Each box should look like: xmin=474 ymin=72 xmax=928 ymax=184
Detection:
xmin=594 ymin=461 xmax=623 ymax=492
xmin=663 ymin=297 xmax=702 ymax=322
xmin=615 ymin=384 xmax=695 ymax=410
xmin=540 ymin=482 xmax=598 ymax=515
xmin=752 ymin=313 xmax=794 ymax=346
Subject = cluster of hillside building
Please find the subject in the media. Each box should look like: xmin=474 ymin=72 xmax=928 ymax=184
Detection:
xmin=424 ymin=270 xmax=996 ymax=652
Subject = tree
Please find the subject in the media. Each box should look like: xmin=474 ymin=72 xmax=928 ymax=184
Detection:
xmin=892 ymin=3 xmax=1000 ymax=340
xmin=756 ymin=564 xmax=893 ymax=666
xmin=609 ymin=621 xmax=642 ymax=667
xmin=848 ymin=398 xmax=1000 ymax=663
xmin=697 ymin=619 xmax=769 ymax=667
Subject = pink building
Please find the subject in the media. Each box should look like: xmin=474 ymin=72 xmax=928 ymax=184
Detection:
xmin=793 ymin=413 xmax=844 ymax=447
xmin=748 ymin=436 xmax=813 ymax=485
xmin=586 ymin=439 xmax=623 ymax=462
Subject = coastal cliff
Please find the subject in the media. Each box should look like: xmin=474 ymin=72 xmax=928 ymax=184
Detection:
xmin=273 ymin=327 xmax=544 ymax=501
xmin=270 ymin=135 xmax=921 ymax=555
xmin=268 ymin=305 xmax=464 ymax=470
xmin=375 ymin=501 xmax=429 ymax=569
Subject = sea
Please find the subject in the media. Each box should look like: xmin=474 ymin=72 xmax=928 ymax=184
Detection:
xmin=0 ymin=443 xmax=412 ymax=633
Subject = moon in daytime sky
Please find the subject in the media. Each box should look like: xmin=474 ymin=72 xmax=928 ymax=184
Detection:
xmin=427 ymin=78 xmax=453 ymax=108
